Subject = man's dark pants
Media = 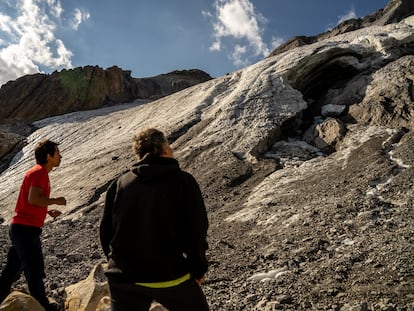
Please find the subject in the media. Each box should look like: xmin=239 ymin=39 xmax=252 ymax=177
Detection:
xmin=0 ymin=224 xmax=51 ymax=309
xmin=108 ymin=277 xmax=210 ymax=311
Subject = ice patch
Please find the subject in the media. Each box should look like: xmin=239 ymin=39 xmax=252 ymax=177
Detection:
xmin=248 ymin=267 xmax=290 ymax=282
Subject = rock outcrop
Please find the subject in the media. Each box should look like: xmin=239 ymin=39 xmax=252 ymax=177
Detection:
xmin=0 ymin=1 xmax=413 ymax=311
xmin=0 ymin=120 xmax=34 ymax=173
xmin=269 ymin=0 xmax=414 ymax=57
xmin=0 ymin=67 xmax=211 ymax=173
xmin=0 ymin=66 xmax=212 ymax=123
xmin=347 ymin=55 xmax=414 ymax=129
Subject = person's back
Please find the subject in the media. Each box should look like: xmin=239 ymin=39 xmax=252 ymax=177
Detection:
xmin=100 ymin=128 xmax=210 ymax=311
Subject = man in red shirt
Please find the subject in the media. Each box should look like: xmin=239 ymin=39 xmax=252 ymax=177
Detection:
xmin=0 ymin=139 xmax=66 ymax=311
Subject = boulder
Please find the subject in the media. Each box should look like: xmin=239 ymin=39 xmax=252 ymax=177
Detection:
xmin=304 ymin=118 xmax=347 ymax=153
xmin=64 ymin=263 xmax=109 ymax=311
xmin=321 ymin=104 xmax=346 ymax=117
xmin=263 ymin=138 xmax=322 ymax=168
xmin=313 ymin=118 xmax=346 ymax=152
xmin=65 ymin=266 xmax=172 ymax=311
xmin=0 ymin=291 xmax=44 ymax=311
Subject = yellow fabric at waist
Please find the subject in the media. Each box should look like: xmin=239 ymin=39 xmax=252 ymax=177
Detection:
xmin=135 ymin=273 xmax=191 ymax=288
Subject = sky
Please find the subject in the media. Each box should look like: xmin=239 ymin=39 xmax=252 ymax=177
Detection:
xmin=0 ymin=0 xmax=390 ymax=86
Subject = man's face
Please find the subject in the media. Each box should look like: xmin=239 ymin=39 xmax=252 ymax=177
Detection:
xmin=48 ymin=146 xmax=62 ymax=167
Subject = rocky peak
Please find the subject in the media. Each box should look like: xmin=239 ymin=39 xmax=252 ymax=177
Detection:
xmin=376 ymin=0 xmax=414 ymax=25
xmin=0 ymin=65 xmax=211 ymax=123
xmin=269 ymin=0 xmax=414 ymax=57
xmin=0 ymin=66 xmax=211 ymax=172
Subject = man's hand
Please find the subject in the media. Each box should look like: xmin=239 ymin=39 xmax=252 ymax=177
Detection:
xmin=52 ymin=197 xmax=67 ymax=206
xmin=196 ymin=276 xmax=205 ymax=285
xmin=48 ymin=209 xmax=62 ymax=219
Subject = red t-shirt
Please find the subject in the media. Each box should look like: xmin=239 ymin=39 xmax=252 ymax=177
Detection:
xmin=11 ymin=164 xmax=50 ymax=228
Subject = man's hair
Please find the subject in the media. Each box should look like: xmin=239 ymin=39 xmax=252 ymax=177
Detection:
xmin=34 ymin=139 xmax=59 ymax=164
xmin=133 ymin=128 xmax=167 ymax=159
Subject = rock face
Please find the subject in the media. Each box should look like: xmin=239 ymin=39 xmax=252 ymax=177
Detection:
xmin=269 ymin=0 xmax=414 ymax=57
xmin=347 ymin=55 xmax=414 ymax=129
xmin=0 ymin=120 xmax=34 ymax=173
xmin=0 ymin=2 xmax=414 ymax=311
xmin=0 ymin=66 xmax=212 ymax=122
xmin=0 ymin=67 xmax=211 ymax=173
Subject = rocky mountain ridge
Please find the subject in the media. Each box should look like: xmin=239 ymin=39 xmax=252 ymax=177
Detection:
xmin=0 ymin=66 xmax=211 ymax=173
xmin=0 ymin=66 xmax=212 ymax=122
xmin=0 ymin=66 xmax=211 ymax=121
xmin=269 ymin=0 xmax=414 ymax=56
xmin=0 ymin=0 xmax=413 ymax=310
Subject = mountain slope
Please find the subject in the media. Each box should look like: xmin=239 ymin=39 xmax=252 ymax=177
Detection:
xmin=0 ymin=5 xmax=414 ymax=311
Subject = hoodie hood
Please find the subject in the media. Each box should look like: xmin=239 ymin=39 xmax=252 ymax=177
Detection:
xmin=131 ymin=154 xmax=180 ymax=180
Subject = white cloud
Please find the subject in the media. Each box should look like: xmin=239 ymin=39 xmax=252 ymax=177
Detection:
xmin=48 ymin=0 xmax=63 ymax=18
xmin=337 ymin=9 xmax=357 ymax=25
xmin=324 ymin=8 xmax=358 ymax=32
xmin=210 ymin=41 xmax=221 ymax=52
xmin=0 ymin=14 xmax=13 ymax=37
xmin=71 ymin=8 xmax=90 ymax=31
xmin=271 ymin=36 xmax=284 ymax=50
xmin=0 ymin=0 xmax=90 ymax=86
xmin=207 ymin=0 xmax=271 ymax=68
xmin=231 ymin=44 xmax=248 ymax=66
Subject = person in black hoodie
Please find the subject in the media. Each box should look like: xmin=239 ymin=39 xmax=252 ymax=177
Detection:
xmin=100 ymin=128 xmax=210 ymax=311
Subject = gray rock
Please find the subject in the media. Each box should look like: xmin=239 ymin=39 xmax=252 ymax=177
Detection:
xmin=321 ymin=104 xmax=346 ymax=117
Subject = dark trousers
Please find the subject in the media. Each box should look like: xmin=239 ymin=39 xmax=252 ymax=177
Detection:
xmin=108 ymin=277 xmax=210 ymax=311
xmin=0 ymin=224 xmax=51 ymax=309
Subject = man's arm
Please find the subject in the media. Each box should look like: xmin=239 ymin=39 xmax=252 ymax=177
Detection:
xmin=28 ymin=186 xmax=66 ymax=206
xmin=182 ymin=173 xmax=209 ymax=281
xmin=100 ymin=180 xmax=117 ymax=258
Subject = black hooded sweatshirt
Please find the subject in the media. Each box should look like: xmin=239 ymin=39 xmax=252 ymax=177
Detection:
xmin=100 ymin=155 xmax=208 ymax=283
